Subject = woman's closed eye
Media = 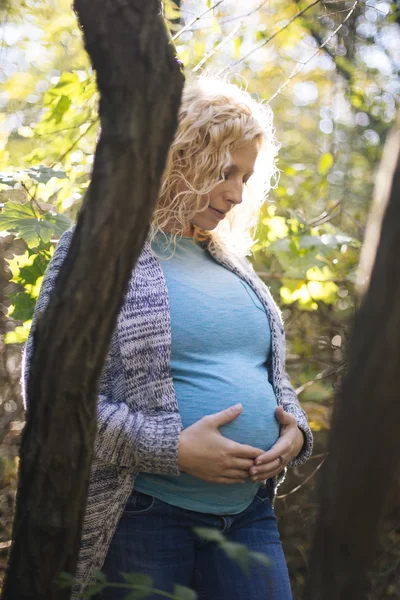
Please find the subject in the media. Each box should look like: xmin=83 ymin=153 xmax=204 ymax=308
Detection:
xmin=222 ymin=170 xmax=251 ymax=185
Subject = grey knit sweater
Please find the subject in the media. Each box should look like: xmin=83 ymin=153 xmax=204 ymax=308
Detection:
xmin=21 ymin=225 xmax=313 ymax=598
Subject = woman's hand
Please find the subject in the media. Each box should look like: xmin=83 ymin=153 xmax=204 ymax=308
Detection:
xmin=248 ymin=406 xmax=305 ymax=482
xmin=178 ymin=403 xmax=264 ymax=484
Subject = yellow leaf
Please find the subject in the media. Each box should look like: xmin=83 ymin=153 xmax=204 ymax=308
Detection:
xmin=4 ymin=320 xmax=32 ymax=344
xmin=212 ymin=16 xmax=221 ymax=34
xmin=233 ymin=37 xmax=242 ymax=58
xmin=5 ymin=72 xmax=35 ymax=101
xmin=318 ymin=153 xmax=334 ymax=176
xmin=262 ymin=216 xmax=289 ymax=242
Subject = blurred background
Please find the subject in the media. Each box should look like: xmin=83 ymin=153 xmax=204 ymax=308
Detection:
xmin=0 ymin=0 xmax=399 ymax=596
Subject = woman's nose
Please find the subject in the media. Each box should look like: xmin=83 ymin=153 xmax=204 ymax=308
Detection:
xmin=227 ymin=190 xmax=243 ymax=206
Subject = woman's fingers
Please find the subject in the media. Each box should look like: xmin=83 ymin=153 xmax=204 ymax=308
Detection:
xmin=249 ymin=461 xmax=286 ymax=482
xmin=223 ymin=468 xmax=252 ymax=480
xmin=229 ymin=441 xmax=264 ymax=460
xmin=249 ymin=449 xmax=289 ymax=479
xmin=253 ymin=437 xmax=291 ymax=466
xmin=231 ymin=457 xmax=256 ymax=471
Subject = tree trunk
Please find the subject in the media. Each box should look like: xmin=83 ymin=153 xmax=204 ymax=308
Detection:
xmin=2 ymin=2 xmax=184 ymax=599
xmin=304 ymin=111 xmax=400 ymax=600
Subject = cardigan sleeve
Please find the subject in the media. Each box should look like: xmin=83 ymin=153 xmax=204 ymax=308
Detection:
xmin=93 ymin=324 xmax=182 ymax=474
xmin=281 ymin=367 xmax=313 ymax=467
xmin=21 ymin=226 xmax=182 ymax=476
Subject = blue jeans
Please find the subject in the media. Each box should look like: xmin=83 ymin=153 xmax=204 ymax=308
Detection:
xmin=98 ymin=484 xmax=293 ymax=600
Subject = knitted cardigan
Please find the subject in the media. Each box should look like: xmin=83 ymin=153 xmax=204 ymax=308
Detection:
xmin=21 ymin=225 xmax=313 ymax=598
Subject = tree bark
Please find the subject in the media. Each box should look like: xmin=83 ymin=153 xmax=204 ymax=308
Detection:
xmin=304 ymin=111 xmax=400 ymax=600
xmin=2 ymin=2 xmax=184 ymax=599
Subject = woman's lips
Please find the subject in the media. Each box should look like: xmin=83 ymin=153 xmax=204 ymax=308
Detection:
xmin=209 ymin=206 xmax=225 ymax=220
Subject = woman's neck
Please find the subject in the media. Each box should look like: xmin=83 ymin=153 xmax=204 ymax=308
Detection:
xmin=161 ymin=223 xmax=195 ymax=238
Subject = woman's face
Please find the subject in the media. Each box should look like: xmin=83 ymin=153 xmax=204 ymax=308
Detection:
xmin=184 ymin=137 xmax=260 ymax=236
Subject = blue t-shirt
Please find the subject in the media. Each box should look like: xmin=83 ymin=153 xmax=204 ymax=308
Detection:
xmin=134 ymin=234 xmax=279 ymax=514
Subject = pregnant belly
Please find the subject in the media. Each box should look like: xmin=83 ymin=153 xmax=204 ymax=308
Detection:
xmin=219 ymin=406 xmax=280 ymax=452
xmin=176 ymin=376 xmax=280 ymax=452
xmin=134 ymin=371 xmax=280 ymax=514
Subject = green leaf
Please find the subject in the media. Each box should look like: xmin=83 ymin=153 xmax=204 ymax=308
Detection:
xmin=0 ymin=166 xmax=67 ymax=186
xmin=120 ymin=573 xmax=153 ymax=599
xmin=0 ymin=201 xmax=72 ymax=247
xmin=172 ymin=584 xmax=198 ymax=600
xmin=0 ymin=172 xmax=21 ymax=187
xmin=0 ymin=200 xmax=36 ymax=227
xmin=249 ymin=551 xmax=271 ymax=568
xmin=83 ymin=583 xmax=108 ymax=598
xmin=8 ymin=291 xmax=36 ymax=321
xmin=44 ymin=211 xmax=73 ymax=237
xmin=58 ymin=571 xmax=77 ymax=588
xmin=17 ymin=254 xmax=47 ymax=286
xmin=121 ymin=590 xmax=152 ymax=600
xmin=46 ymin=71 xmax=81 ymax=98
xmin=318 ymin=153 xmax=334 ymax=175
xmin=81 ymin=571 xmax=108 ymax=598
xmin=193 ymin=527 xmax=225 ymax=544
xmin=25 ymin=166 xmax=68 ymax=184
xmin=220 ymin=541 xmax=250 ymax=575
xmin=49 ymin=95 xmax=72 ymax=124
xmin=94 ymin=571 xmax=107 ymax=583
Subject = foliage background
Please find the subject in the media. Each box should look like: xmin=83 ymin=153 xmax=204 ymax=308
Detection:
xmin=0 ymin=0 xmax=399 ymax=596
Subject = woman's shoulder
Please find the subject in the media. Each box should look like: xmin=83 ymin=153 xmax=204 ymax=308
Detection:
xmin=56 ymin=224 xmax=76 ymax=250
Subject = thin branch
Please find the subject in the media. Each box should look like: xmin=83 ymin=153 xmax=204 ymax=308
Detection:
xmin=35 ymin=119 xmax=99 ymax=138
xmin=341 ymin=207 xmax=366 ymax=233
xmin=51 ymin=120 xmax=97 ymax=167
xmin=255 ymin=272 xmax=352 ymax=284
xmin=317 ymin=6 xmax=359 ymax=18
xmin=20 ymin=182 xmax=36 ymax=203
xmin=215 ymin=0 xmax=271 ymax=25
xmin=31 ymin=198 xmax=45 ymax=218
xmin=267 ymin=0 xmax=359 ymax=104
xmin=276 ymin=457 xmax=326 ymax=499
xmin=192 ymin=23 xmax=242 ymax=73
xmin=172 ymin=0 xmax=226 ymax=41
xmin=308 ymin=452 xmax=329 ymax=460
xmin=363 ymin=2 xmax=390 ymax=15
xmin=299 ymin=21 xmax=386 ymax=135
xmin=295 ymin=364 xmax=344 ymax=396
xmin=306 ymin=199 xmax=342 ymax=226
xmin=216 ymin=0 xmax=322 ymax=76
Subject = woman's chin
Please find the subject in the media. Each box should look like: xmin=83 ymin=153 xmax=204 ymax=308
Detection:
xmin=191 ymin=219 xmax=219 ymax=232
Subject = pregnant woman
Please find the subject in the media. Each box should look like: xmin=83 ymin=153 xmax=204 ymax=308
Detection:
xmin=22 ymin=76 xmax=313 ymax=600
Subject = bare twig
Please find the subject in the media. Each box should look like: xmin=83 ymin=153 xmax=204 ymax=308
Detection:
xmin=0 ymin=541 xmax=11 ymax=550
xmin=213 ymin=0 xmax=271 ymax=25
xmin=295 ymin=364 xmax=344 ymax=395
xmin=255 ymin=272 xmax=351 ymax=284
xmin=308 ymin=452 xmax=329 ymax=460
xmin=216 ymin=0 xmax=322 ymax=76
xmin=172 ymin=0 xmax=226 ymax=41
xmin=267 ymin=0 xmax=359 ymax=104
xmin=51 ymin=120 xmax=97 ymax=167
xmin=306 ymin=199 xmax=342 ymax=226
xmin=276 ymin=457 xmax=326 ymax=499
xmin=192 ymin=23 xmax=242 ymax=72
xmin=21 ymin=182 xmax=36 ymax=203
xmin=36 ymin=119 xmax=99 ymax=137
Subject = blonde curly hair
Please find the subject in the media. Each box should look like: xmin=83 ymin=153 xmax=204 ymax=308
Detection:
xmin=149 ymin=74 xmax=281 ymax=258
